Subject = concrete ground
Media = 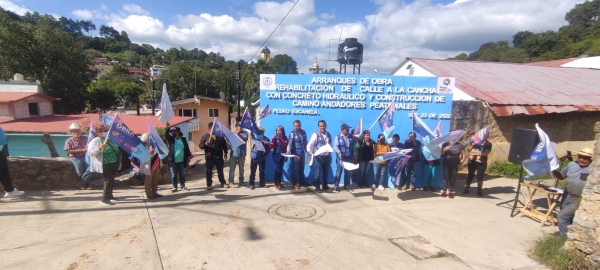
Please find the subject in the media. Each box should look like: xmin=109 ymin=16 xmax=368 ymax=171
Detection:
xmin=0 ymin=155 xmax=555 ymax=270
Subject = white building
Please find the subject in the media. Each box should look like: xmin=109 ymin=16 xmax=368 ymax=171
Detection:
xmin=150 ymin=65 xmax=167 ymax=78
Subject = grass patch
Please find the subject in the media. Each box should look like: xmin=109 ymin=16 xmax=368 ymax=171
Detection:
xmin=528 ymin=235 xmax=595 ymax=269
xmin=487 ymin=159 xmax=571 ymax=180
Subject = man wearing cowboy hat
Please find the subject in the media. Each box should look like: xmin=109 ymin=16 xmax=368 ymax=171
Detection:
xmin=552 ymin=147 xmax=594 ymax=236
xmin=64 ymin=123 xmax=94 ymax=189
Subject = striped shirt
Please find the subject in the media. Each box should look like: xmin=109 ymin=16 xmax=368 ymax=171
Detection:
xmin=64 ymin=136 xmax=88 ymax=157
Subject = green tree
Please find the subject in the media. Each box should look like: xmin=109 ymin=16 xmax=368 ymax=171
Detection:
xmin=513 ymin=31 xmax=534 ymax=47
xmin=271 ymin=54 xmax=298 ymax=74
xmin=565 ymin=0 xmax=600 ymax=27
xmin=499 ymin=48 xmax=529 ymax=63
xmin=452 ymin=53 xmax=468 ymax=60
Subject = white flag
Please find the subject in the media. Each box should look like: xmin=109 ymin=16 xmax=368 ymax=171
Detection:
xmin=158 ymin=83 xmax=176 ymax=124
xmin=522 ymin=124 xmax=559 ymax=177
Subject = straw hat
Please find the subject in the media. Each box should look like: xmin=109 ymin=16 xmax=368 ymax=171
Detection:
xmin=575 ymin=147 xmax=594 ymax=157
xmin=67 ymin=123 xmax=81 ymax=134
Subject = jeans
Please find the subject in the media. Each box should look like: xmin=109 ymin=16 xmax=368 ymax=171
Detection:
xmin=249 ymin=158 xmax=266 ymax=187
xmin=228 ymin=155 xmax=245 ymax=184
xmin=443 ymin=165 xmax=458 ymax=191
xmin=401 ymin=161 xmax=418 ymax=187
xmin=290 ymin=153 xmax=306 ymax=185
xmin=101 ymin=162 xmax=118 ymax=201
xmin=313 ymin=156 xmax=331 ymax=188
xmin=0 ymin=149 xmax=15 ymax=192
xmin=274 ymin=157 xmax=285 ymax=185
xmin=358 ymin=160 xmax=372 ymax=187
xmin=334 ymin=157 xmax=353 ymax=188
xmin=558 ymin=195 xmax=580 ymax=236
xmin=170 ymin=162 xmax=186 ymax=188
xmin=373 ymin=163 xmax=388 ymax=186
xmin=72 ymin=156 xmax=96 ymax=187
xmin=466 ymin=161 xmax=487 ymax=192
xmin=206 ymin=158 xmax=225 ymax=187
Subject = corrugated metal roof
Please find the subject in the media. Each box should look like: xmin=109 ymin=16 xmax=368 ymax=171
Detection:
xmin=523 ymin=58 xmax=577 ymax=67
xmin=408 ymin=58 xmax=600 ymax=116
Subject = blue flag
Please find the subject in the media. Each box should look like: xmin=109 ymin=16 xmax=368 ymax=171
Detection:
xmin=99 ymin=114 xmax=114 ymax=126
xmin=147 ymin=118 xmax=169 ymax=160
xmin=241 ymin=107 xmax=260 ymax=134
xmin=378 ymin=102 xmax=396 ymax=131
xmin=423 ymin=130 xmax=466 ymax=160
xmin=387 ymin=154 xmax=410 ymax=186
xmin=259 ymin=104 xmax=270 ymax=120
xmin=107 ymin=115 xmax=151 ymax=162
xmin=211 ymin=119 xmax=245 ymax=150
xmin=412 ymin=111 xmax=435 ymax=139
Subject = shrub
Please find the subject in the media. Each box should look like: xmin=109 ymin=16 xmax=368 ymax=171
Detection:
xmin=528 ymin=235 xmax=595 ymax=269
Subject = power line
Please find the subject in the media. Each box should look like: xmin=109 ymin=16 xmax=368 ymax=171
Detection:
xmin=241 ymin=0 xmax=301 ymax=81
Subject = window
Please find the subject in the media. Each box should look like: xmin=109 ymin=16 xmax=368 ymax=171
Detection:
xmin=28 ymin=103 xmax=39 ymax=116
xmin=406 ymin=64 xmax=412 ymax=70
xmin=178 ymin=109 xmax=197 ymax=117
xmin=209 ymin=108 xmax=219 ymax=118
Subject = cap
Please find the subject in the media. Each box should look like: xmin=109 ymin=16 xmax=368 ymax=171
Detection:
xmin=341 ymin=123 xmax=350 ymax=130
xmin=140 ymin=133 xmax=149 ymax=142
xmin=576 ymin=147 xmax=594 ymax=157
xmin=259 ymin=126 xmax=265 ymax=131
xmin=235 ymin=123 xmax=241 ymax=127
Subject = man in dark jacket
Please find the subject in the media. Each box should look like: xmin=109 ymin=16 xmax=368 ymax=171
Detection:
xmin=199 ymin=122 xmax=228 ymax=189
xmin=165 ymin=124 xmax=192 ymax=192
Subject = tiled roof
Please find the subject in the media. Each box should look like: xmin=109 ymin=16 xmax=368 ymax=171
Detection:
xmin=0 ymin=92 xmax=60 ymax=102
xmin=0 ymin=114 xmax=194 ymax=134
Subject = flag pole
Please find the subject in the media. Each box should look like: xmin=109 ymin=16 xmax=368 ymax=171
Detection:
xmin=209 ymin=118 xmax=216 ymax=137
xmin=368 ymin=101 xmax=394 ymax=131
xmin=104 ymin=113 xmax=117 ymax=144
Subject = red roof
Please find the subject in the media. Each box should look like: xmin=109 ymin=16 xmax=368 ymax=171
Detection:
xmin=0 ymin=114 xmax=194 ymax=134
xmin=395 ymin=58 xmax=600 ymax=116
xmin=523 ymin=58 xmax=577 ymax=67
xmin=0 ymin=92 xmax=61 ymax=102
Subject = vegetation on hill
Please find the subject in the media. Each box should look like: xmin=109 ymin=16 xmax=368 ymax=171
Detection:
xmin=451 ymin=0 xmax=600 ymax=63
xmin=0 ymin=7 xmax=302 ymax=114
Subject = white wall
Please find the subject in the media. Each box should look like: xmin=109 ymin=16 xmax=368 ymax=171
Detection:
xmin=0 ymin=103 xmax=11 ymax=118
xmin=392 ymin=60 xmax=476 ymax=101
xmin=13 ymin=96 xmax=53 ymax=119
xmin=0 ymin=83 xmax=42 ymax=93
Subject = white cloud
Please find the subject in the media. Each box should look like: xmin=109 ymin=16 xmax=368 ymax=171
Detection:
xmin=0 ymin=0 xmax=30 ymax=15
xmin=72 ymin=9 xmax=94 ymax=19
xmin=100 ymin=4 xmax=108 ymax=11
xmin=88 ymin=0 xmax=581 ymax=74
xmin=122 ymin=4 xmax=149 ymax=16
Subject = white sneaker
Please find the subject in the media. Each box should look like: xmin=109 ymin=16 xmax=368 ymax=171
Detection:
xmin=181 ymin=186 xmax=190 ymax=191
xmin=4 ymin=189 xmax=25 ymax=198
xmin=371 ymin=184 xmax=376 ymax=191
xmin=378 ymin=185 xmax=384 ymax=191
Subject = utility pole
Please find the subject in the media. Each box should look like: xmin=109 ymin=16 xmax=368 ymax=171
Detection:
xmin=152 ymin=80 xmax=156 ymax=116
xmin=237 ymin=61 xmax=241 ymax=122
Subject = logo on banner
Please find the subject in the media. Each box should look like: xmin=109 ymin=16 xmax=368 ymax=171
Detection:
xmin=260 ymin=74 xmax=276 ymax=90
xmin=437 ymin=77 xmax=455 ymax=94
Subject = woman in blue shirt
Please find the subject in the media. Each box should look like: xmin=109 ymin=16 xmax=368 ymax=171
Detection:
xmin=166 ymin=125 xmax=191 ymax=192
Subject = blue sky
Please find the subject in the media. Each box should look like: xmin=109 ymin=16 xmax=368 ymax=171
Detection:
xmin=1 ymin=0 xmax=584 ymax=73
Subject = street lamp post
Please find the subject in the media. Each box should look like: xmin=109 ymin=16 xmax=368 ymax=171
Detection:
xmin=237 ymin=61 xmax=241 ymax=122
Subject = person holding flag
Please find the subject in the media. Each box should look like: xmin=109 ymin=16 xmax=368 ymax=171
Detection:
xmin=464 ymin=133 xmax=493 ymax=198
xmin=441 ymin=140 xmax=465 ymax=199
xmin=200 ymin=122 xmax=228 ymax=190
xmin=87 ymin=124 xmax=120 ymax=205
xmin=228 ymin=123 xmax=248 ymax=188
xmin=373 ymin=134 xmax=392 ymax=191
xmin=306 ymin=120 xmax=333 ymax=193
xmin=64 ymin=123 xmax=95 ymax=190
xmin=333 ymin=123 xmax=355 ymax=193
xmin=165 ymin=124 xmax=192 ymax=192
xmin=400 ymin=131 xmax=422 ymax=191
xmin=249 ymin=126 xmax=271 ymax=189
xmin=271 ymin=125 xmax=288 ymax=190
xmin=287 ymin=120 xmax=308 ymax=189
xmin=355 ymin=130 xmax=375 ymax=189
xmin=421 ymin=136 xmax=441 ymax=192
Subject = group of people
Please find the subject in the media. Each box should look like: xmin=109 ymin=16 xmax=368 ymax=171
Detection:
xmin=198 ymin=119 xmax=496 ymax=198
xmin=63 ymin=122 xmax=191 ymax=205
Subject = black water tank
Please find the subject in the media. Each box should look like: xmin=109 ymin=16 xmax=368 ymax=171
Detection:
xmin=337 ymin=38 xmax=363 ymax=65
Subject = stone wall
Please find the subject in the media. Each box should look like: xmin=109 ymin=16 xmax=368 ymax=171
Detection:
xmin=451 ymin=101 xmax=599 ymax=162
xmin=565 ymin=122 xmax=600 ymax=266
xmin=0 ymin=157 xmax=171 ymax=191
